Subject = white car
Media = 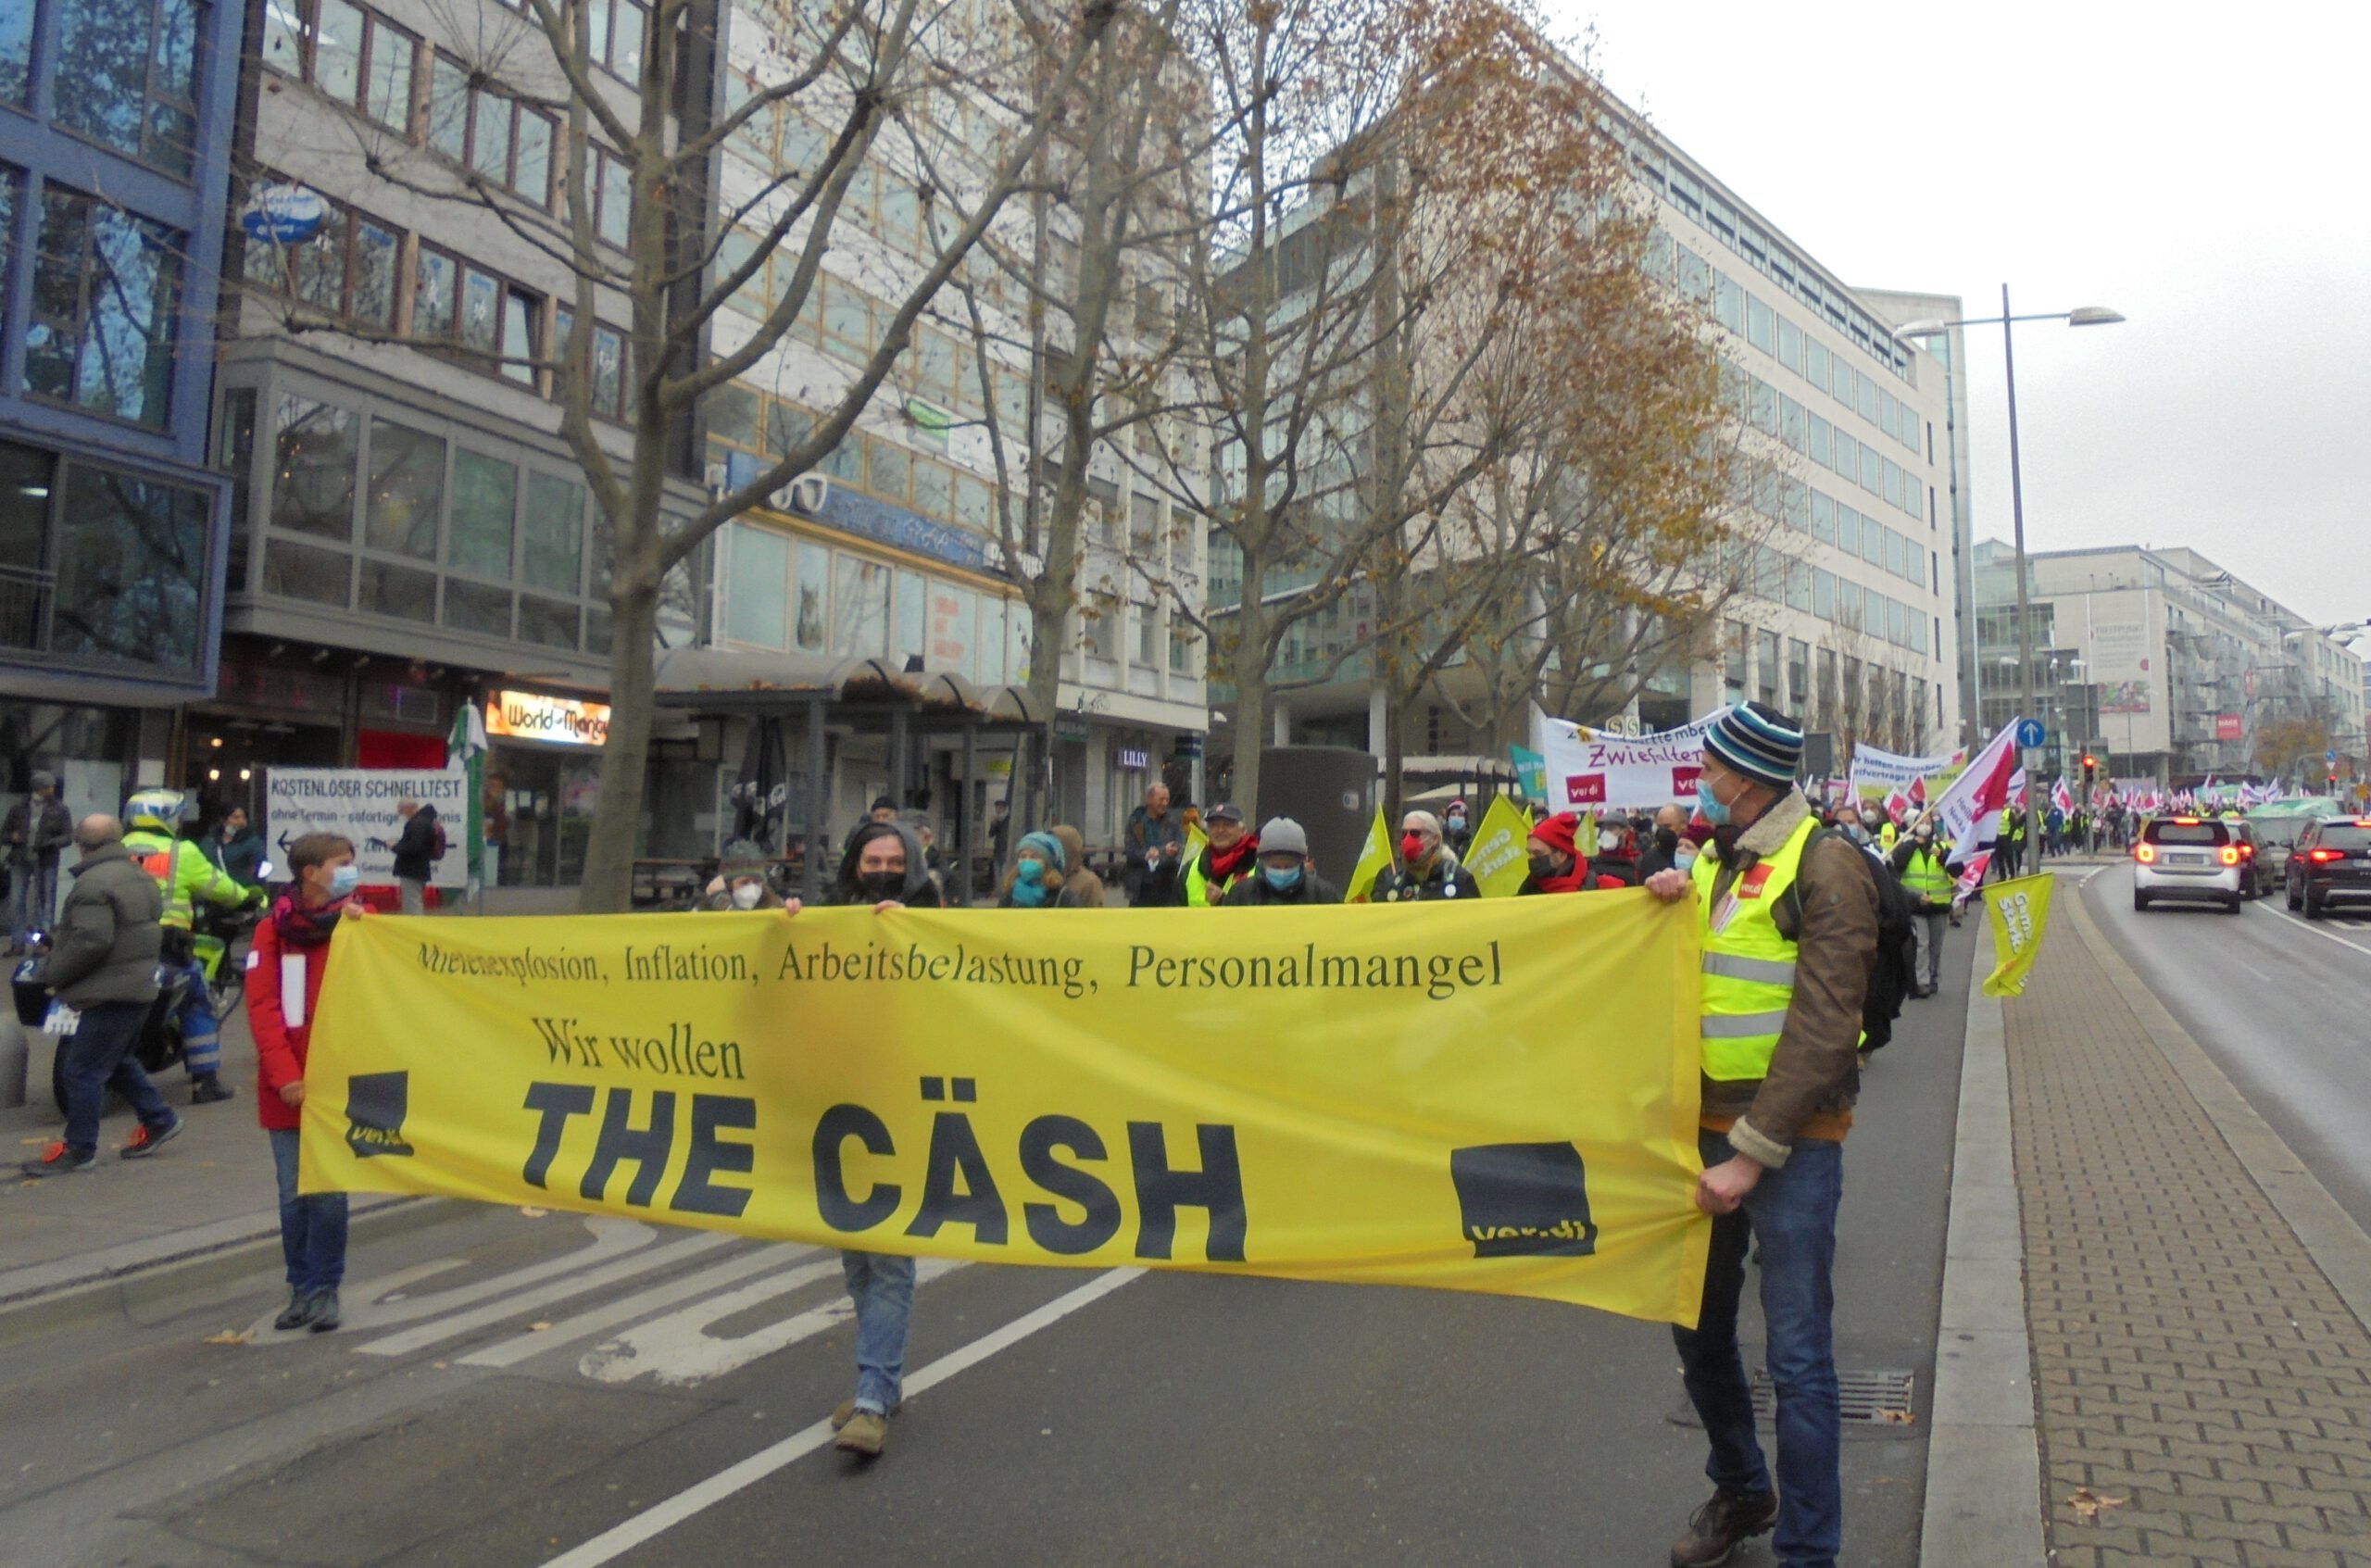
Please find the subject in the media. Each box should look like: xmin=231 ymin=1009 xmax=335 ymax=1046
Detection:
xmin=2133 ymin=816 xmax=2243 ymax=913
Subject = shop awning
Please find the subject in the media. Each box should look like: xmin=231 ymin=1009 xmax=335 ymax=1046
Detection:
xmin=652 ymin=646 xmax=1041 ymax=728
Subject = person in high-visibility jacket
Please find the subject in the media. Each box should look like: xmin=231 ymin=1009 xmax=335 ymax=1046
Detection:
xmin=1888 ymin=817 xmax=1953 ymax=997
xmin=124 ymin=788 xmax=263 ymax=1103
xmin=1180 ymin=801 xmax=1259 ymax=907
xmin=1643 ymin=701 xmax=1878 ymax=1568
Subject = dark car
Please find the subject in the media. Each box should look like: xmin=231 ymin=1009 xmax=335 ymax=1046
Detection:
xmin=2231 ymin=821 xmax=2277 ymax=899
xmin=2249 ymin=814 xmax=2310 ymax=886
xmin=2286 ymin=818 xmax=2371 ymax=920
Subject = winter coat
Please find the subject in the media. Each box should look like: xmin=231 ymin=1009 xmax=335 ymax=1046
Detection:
xmin=124 ymin=826 xmax=253 ymax=930
xmin=3 ymin=794 xmax=72 ymax=866
xmin=1697 ymin=789 xmax=1878 ymax=1168
xmin=1223 ymin=868 xmax=1342 ymax=906
xmin=391 ymin=806 xmax=442 ymax=881
xmin=1123 ymin=807 xmax=1186 ymax=905
xmin=1370 ymin=856 xmax=1481 ymax=903
xmin=203 ymin=826 xmax=267 ymax=885
xmin=37 ymin=841 xmax=164 ymax=1007
xmin=1048 ymin=826 xmax=1107 ymax=909
xmin=248 ymin=905 xmax=335 ymax=1133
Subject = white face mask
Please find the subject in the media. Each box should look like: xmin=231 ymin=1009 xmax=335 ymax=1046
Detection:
xmin=1599 ymin=830 xmax=1622 ymax=852
xmin=730 ymin=881 xmax=766 ymax=909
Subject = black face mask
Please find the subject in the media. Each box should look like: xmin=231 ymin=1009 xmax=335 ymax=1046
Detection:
xmin=1527 ymin=851 xmax=1564 ymax=881
xmin=856 ymin=870 xmax=905 ymax=901
xmin=1654 ymin=825 xmax=1679 ymax=852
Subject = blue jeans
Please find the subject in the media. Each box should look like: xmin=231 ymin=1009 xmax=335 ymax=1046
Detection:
xmin=841 ymin=1249 xmax=916 ymax=1413
xmin=59 ymin=1000 xmax=176 ymax=1159
xmin=268 ymin=1128 xmax=349 ymax=1292
xmin=10 ymin=858 xmax=58 ymax=942
xmin=1673 ymin=1130 xmax=1844 ymax=1568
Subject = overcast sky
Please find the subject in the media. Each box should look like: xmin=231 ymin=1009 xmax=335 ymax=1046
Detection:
xmin=1555 ymin=0 xmax=2371 ymax=652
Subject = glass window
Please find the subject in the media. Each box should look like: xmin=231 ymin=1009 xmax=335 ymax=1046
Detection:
xmin=1859 ymin=373 xmax=1879 ymax=423
xmin=929 ymin=581 xmax=975 ymax=671
xmin=1806 ymin=340 xmax=1828 ymax=390
xmin=522 ymin=472 xmax=582 ymax=593
xmin=0 ymin=0 xmax=32 ymax=103
xmin=1813 ymin=568 xmax=1834 ymax=621
xmin=597 ymin=148 xmax=631 ymax=247
xmin=1714 ymin=273 xmax=1741 ymax=332
xmin=1859 ymin=443 xmax=1880 ymax=494
xmin=1776 ymin=318 xmax=1800 ymax=372
xmin=954 ymin=474 xmax=991 ymax=533
xmin=55 ymin=0 xmax=200 ymax=174
xmin=1810 ymin=491 xmax=1834 ymax=544
xmin=413 ymin=245 xmax=457 ymax=338
xmin=718 ymin=229 xmax=763 ymax=318
xmin=1832 ymin=429 xmax=1856 ymax=483
xmin=363 ymin=23 xmax=415 ymax=129
xmin=447 ymin=449 xmax=516 ymax=578
xmin=1831 ymin=359 xmax=1854 ymax=408
xmin=832 ymin=553 xmax=890 ymax=657
xmin=314 ymin=0 xmax=362 ymax=104
xmin=721 ymin=526 xmax=786 ymax=649
xmin=1806 ymin=413 xmax=1831 ymax=469
xmin=270 ymin=396 xmax=357 ymax=540
xmin=708 ymin=383 xmax=759 ymax=448
xmin=264 ymin=536 xmax=349 ymax=606
xmin=893 ymin=570 xmax=925 ymax=667
xmin=913 ymin=458 xmax=951 ymax=521
xmin=519 ymin=596 xmax=578 ymax=648
xmin=359 ymin=559 xmax=436 ymax=622
xmin=49 ymin=464 xmax=209 ymax=673
xmin=26 ymin=191 xmax=182 ymax=427
xmin=365 ymin=420 xmax=442 ymax=558
xmin=499 ymin=287 xmax=537 ymax=383
xmin=974 ymin=598 xmax=1004 ymax=685
xmin=591 ymin=325 xmax=626 ymax=420
xmin=1863 ymin=521 xmax=1887 ymax=569
xmin=460 ymin=266 xmax=500 ymax=356
xmin=514 ymin=113 xmax=553 ymax=206
xmin=1835 ymin=503 xmax=1859 ymax=557
xmin=792 ymin=540 xmax=827 ymax=651
xmin=442 ymin=578 xmax=510 ymax=636
xmin=1745 ymin=294 xmax=1774 ymax=352
xmin=427 ymin=55 xmax=469 ymax=158
xmin=470 ymin=95 xmax=513 ymax=184
xmin=866 ymin=439 xmax=909 ymax=502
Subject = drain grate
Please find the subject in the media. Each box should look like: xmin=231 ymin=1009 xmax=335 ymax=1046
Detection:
xmin=1751 ymin=1367 xmax=1917 ymax=1425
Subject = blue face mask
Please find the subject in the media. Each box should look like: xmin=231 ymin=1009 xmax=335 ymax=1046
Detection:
xmin=1695 ymin=777 xmax=1733 ymax=827
xmin=1015 ymin=858 xmax=1047 ymax=887
xmin=1261 ymin=863 xmax=1303 ymax=892
xmin=328 ymin=863 xmax=360 ymax=897
xmin=1674 ymin=847 xmax=1699 ymax=874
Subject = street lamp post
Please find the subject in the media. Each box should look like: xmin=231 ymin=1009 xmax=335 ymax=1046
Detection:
xmin=1896 ymin=294 xmax=2124 ymax=834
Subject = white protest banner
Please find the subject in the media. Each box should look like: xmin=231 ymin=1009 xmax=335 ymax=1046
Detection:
xmin=1846 ymin=742 xmax=1965 ymax=801
xmin=1538 ymin=709 xmax=1730 ymax=811
xmin=265 ymin=768 xmax=470 ymax=888
xmin=1930 ymin=723 xmax=2021 ymax=868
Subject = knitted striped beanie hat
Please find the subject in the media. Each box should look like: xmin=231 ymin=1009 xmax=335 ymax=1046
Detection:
xmin=1704 ymin=701 xmax=1803 ymax=790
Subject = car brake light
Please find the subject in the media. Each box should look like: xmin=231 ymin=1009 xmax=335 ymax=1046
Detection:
xmin=2310 ymin=848 xmax=2344 ymax=862
xmin=2173 ymin=817 xmax=2201 ymax=825
xmin=2219 ymin=847 xmax=2240 ymax=866
xmin=2240 ymin=844 xmax=2256 ymax=858
xmin=2135 ymin=844 xmax=2156 ymax=863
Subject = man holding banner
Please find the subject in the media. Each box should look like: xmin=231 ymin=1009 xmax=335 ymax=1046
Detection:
xmin=1643 ymin=703 xmax=1877 ymax=1568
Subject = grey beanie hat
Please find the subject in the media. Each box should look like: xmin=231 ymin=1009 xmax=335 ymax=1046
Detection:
xmin=1258 ymin=816 xmax=1308 ymax=856
xmin=718 ymin=838 xmax=770 ymax=880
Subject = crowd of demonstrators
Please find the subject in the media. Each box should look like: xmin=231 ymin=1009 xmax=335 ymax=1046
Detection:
xmin=1373 ymin=810 xmax=1480 ymax=901
xmin=19 ymin=815 xmax=185 ymax=1178
xmin=1223 ymin=818 xmax=1339 ymax=905
xmin=1888 ymin=819 xmax=1953 ymax=998
xmin=248 ymin=832 xmax=365 ymax=1332
xmin=1182 ymin=801 xmax=1259 ymax=907
xmin=5 ymin=770 xmax=73 ymax=949
xmin=125 ymin=788 xmax=263 ymax=1105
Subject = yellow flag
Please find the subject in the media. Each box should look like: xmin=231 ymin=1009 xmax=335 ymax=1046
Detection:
xmin=1345 ymin=807 xmax=1391 ymax=903
xmin=1184 ymin=820 xmax=1208 ymax=867
xmin=1981 ymin=872 xmax=2054 ymax=997
xmin=1466 ymin=795 xmax=1534 ymax=897
xmin=302 ymin=899 xmax=1712 ymax=1324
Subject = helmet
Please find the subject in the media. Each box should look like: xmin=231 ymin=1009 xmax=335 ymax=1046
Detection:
xmin=126 ymin=787 xmax=189 ymax=832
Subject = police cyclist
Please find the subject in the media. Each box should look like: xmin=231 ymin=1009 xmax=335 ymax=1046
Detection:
xmin=124 ymin=788 xmax=264 ymax=1103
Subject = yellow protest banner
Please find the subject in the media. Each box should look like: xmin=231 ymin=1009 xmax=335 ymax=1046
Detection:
xmin=1465 ymin=795 xmax=1533 ymax=897
xmin=303 ymin=897 xmax=1712 ymax=1325
xmin=1981 ymin=872 xmax=2055 ymax=997
xmin=1345 ymin=808 xmax=1391 ymax=903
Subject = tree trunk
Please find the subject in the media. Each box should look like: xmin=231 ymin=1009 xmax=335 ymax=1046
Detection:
xmin=1382 ymin=688 xmax=1407 ymax=839
xmin=1228 ymin=592 xmax=1270 ymax=815
xmin=578 ymin=578 xmax=661 ymax=912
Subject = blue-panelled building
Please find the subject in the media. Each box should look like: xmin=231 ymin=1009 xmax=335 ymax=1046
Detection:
xmin=0 ymin=0 xmax=243 ymax=826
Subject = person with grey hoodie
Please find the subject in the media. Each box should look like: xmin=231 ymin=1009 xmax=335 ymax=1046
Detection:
xmin=20 ymin=816 xmax=183 ymax=1176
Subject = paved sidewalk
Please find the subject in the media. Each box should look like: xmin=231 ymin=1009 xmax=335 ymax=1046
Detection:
xmin=2008 ymin=879 xmax=2371 ymax=1566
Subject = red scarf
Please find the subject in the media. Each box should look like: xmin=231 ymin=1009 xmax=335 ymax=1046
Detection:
xmin=1533 ymin=862 xmax=1590 ymax=894
xmin=1205 ymin=834 xmax=1259 ymax=882
xmin=272 ymin=891 xmax=349 ymax=947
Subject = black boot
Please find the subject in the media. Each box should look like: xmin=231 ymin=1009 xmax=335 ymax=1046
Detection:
xmin=308 ymin=1287 xmax=341 ymax=1332
xmin=192 ymin=1076 xmax=237 ymax=1104
xmin=274 ymin=1290 xmax=316 ymax=1331
xmin=1670 ymin=1485 xmax=1779 ymax=1568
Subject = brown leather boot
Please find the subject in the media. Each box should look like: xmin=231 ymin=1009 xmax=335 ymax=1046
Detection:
xmin=1669 ymin=1485 xmax=1779 ymax=1568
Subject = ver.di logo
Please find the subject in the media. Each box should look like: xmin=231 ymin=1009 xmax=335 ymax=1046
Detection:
xmin=345 ymin=1071 xmax=416 ymax=1159
xmin=1449 ymin=1142 xmax=1599 ymax=1258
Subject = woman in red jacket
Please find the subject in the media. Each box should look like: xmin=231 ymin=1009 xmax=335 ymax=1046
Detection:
xmin=247 ymin=831 xmax=362 ymax=1332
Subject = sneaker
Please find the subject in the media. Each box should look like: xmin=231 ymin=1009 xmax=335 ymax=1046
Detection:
xmin=830 ymin=1398 xmax=902 ymax=1430
xmin=1670 ymin=1485 xmax=1779 ymax=1568
xmin=20 ymin=1141 xmax=96 ymax=1178
xmin=274 ymin=1290 xmax=318 ymax=1331
xmin=308 ymin=1288 xmax=341 ymax=1333
xmin=834 ymin=1410 xmax=889 ymax=1457
xmin=119 ymin=1117 xmax=184 ymax=1159
xmin=191 ymin=1078 xmax=237 ymax=1105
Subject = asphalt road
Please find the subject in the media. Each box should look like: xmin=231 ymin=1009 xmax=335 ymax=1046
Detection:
xmin=0 ymin=941 xmax=1972 ymax=1568
xmin=2083 ymin=859 xmax=2371 ymax=1232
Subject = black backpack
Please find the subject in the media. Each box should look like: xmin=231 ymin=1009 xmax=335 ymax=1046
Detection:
xmin=1777 ymin=826 xmax=1918 ymax=1052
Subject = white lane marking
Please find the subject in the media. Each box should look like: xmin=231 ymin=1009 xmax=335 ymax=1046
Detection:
xmin=458 ymin=1243 xmax=821 ymax=1369
xmin=358 ymin=1232 xmax=736 ymax=1358
xmin=537 ymin=1267 xmax=1146 ymax=1568
xmin=577 ymin=1257 xmax=966 ymax=1387
xmin=2266 ymin=904 xmax=2371 ymax=959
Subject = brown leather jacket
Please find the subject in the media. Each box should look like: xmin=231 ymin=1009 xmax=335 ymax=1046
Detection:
xmin=1698 ymin=789 xmax=1879 ymax=1168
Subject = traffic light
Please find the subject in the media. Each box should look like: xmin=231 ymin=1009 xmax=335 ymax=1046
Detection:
xmin=2081 ymin=754 xmax=2097 ymax=787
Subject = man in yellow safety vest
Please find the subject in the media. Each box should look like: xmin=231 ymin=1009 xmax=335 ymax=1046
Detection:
xmin=1644 ymin=700 xmax=1880 ymax=1568
xmin=1888 ymin=815 xmax=1953 ymax=997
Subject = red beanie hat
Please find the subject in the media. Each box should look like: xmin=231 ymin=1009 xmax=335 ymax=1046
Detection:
xmin=1533 ymin=811 xmax=1581 ymax=858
